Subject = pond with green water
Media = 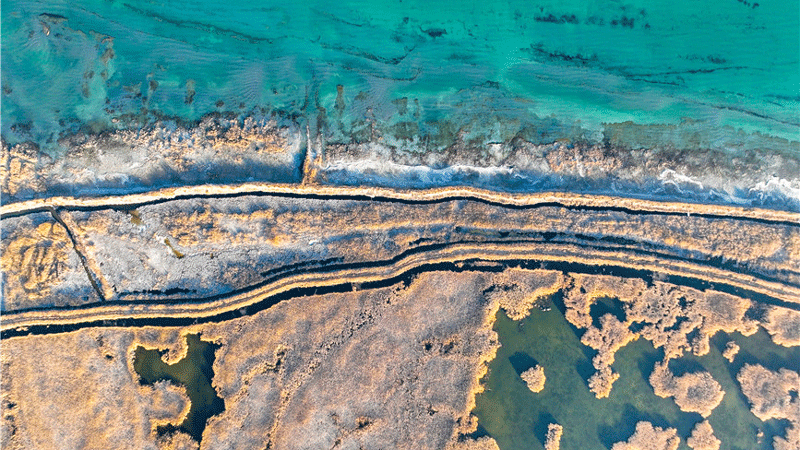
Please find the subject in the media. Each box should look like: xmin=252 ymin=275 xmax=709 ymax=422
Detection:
xmin=473 ymin=292 xmax=800 ymax=449
xmin=133 ymin=333 xmax=225 ymax=443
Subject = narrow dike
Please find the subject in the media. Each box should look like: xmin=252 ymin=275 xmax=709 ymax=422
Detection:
xmin=3 ymin=240 xmax=798 ymax=339
xmin=2 ymin=185 xmax=798 ymax=227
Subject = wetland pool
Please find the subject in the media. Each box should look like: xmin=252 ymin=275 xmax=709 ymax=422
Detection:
xmin=472 ymin=293 xmax=800 ymax=450
xmin=133 ymin=333 xmax=225 ymax=443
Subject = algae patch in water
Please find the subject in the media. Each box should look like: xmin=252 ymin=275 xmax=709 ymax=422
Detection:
xmin=133 ymin=334 xmax=224 ymax=442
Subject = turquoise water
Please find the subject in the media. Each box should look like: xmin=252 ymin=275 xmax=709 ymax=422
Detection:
xmin=2 ymin=0 xmax=798 ymax=150
xmin=473 ymin=294 xmax=800 ymax=449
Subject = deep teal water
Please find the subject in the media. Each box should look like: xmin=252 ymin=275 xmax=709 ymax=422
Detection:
xmin=2 ymin=0 xmax=798 ymax=151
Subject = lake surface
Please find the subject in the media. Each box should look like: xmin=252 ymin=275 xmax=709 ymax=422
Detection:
xmin=3 ymin=0 xmax=797 ymax=151
xmin=472 ymin=293 xmax=800 ymax=450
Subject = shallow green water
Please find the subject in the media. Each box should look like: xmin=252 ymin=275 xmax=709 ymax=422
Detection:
xmin=2 ymin=0 xmax=797 ymax=150
xmin=473 ymin=294 xmax=800 ymax=449
xmin=133 ymin=333 xmax=225 ymax=443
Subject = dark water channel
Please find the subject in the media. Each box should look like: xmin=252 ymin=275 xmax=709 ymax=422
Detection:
xmin=133 ymin=333 xmax=225 ymax=443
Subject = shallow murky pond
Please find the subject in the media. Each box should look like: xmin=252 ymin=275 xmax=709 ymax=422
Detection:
xmin=473 ymin=293 xmax=800 ymax=450
xmin=133 ymin=334 xmax=225 ymax=442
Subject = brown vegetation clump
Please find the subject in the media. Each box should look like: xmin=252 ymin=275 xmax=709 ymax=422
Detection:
xmin=610 ymin=421 xmax=680 ymax=450
xmin=448 ymin=436 xmax=500 ymax=450
xmin=621 ymin=283 xmax=760 ymax=361
xmin=649 ymin=362 xmax=725 ymax=417
xmin=2 ymin=221 xmax=68 ymax=295
xmin=588 ymin=366 xmax=620 ymax=399
xmin=622 ymin=283 xmax=702 ymax=361
xmin=737 ymin=364 xmax=800 ymax=422
xmin=156 ymin=431 xmax=200 ymax=450
xmin=773 ymin=425 xmax=800 ymax=450
xmin=580 ymin=313 xmax=638 ymax=398
xmin=687 ymin=291 xmax=758 ymax=356
xmin=686 ymin=420 xmax=720 ymax=450
xmin=581 ymin=313 xmax=638 ymax=367
xmin=520 ymin=365 xmax=546 ymax=393
xmin=563 ymin=274 xmax=647 ymax=329
xmin=622 ymin=281 xmax=682 ymax=328
xmin=544 ymin=423 xmax=563 ymax=450
xmin=737 ymin=364 xmax=800 ymax=450
xmin=200 ymin=271 xmax=507 ymax=449
xmin=722 ymin=341 xmax=739 ymax=363
xmin=489 ymin=269 xmax=564 ymax=320
xmin=762 ymin=306 xmax=800 ymax=347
